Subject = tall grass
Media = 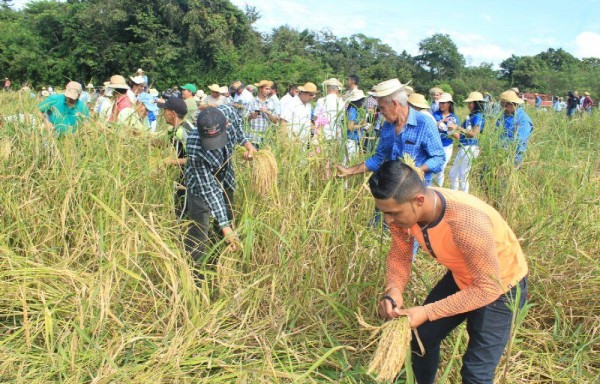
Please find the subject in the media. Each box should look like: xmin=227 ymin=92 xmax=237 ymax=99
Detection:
xmin=0 ymin=93 xmax=598 ymax=383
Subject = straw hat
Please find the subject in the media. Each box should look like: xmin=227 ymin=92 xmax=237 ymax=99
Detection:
xmin=64 ymin=81 xmax=82 ymax=99
xmin=86 ymin=83 xmax=94 ymax=89
xmin=136 ymin=68 xmax=144 ymax=74
xmin=322 ymin=78 xmax=343 ymax=89
xmin=195 ymin=90 xmax=206 ymax=98
xmin=298 ymin=82 xmax=318 ymax=93
xmin=254 ymin=80 xmax=274 ymax=88
xmin=208 ymin=84 xmax=221 ymax=93
xmin=408 ymin=93 xmax=430 ymax=109
xmin=510 ymin=87 xmax=520 ymax=94
xmin=219 ymin=86 xmax=229 ymax=94
xmin=231 ymin=80 xmax=244 ymax=91
xmin=500 ymin=90 xmax=524 ymax=104
xmin=429 ymin=87 xmax=443 ymax=95
xmin=108 ymin=75 xmax=130 ymax=90
xmin=404 ymin=85 xmax=414 ymax=95
xmin=463 ymin=91 xmax=484 ymax=103
xmin=149 ymin=88 xmax=159 ymax=97
xmin=130 ymin=76 xmax=145 ymax=85
xmin=347 ymin=89 xmax=366 ymax=102
xmin=368 ymin=78 xmax=411 ymax=97
xmin=584 ymin=91 xmax=590 ymax=96
xmin=438 ymin=93 xmax=454 ymax=103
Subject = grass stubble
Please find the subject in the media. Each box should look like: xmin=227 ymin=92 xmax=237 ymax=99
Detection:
xmin=0 ymin=94 xmax=598 ymax=382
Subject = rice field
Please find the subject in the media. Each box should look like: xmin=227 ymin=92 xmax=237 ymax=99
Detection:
xmin=0 ymin=93 xmax=598 ymax=383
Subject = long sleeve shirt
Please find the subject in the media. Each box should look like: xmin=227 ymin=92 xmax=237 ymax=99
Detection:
xmin=386 ymin=188 xmax=528 ymax=322
xmin=184 ymin=104 xmax=250 ymax=228
xmin=365 ymin=107 xmax=445 ymax=185
xmin=496 ymin=107 xmax=533 ymax=165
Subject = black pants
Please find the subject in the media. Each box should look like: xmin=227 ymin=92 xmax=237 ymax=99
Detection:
xmin=412 ymin=271 xmax=528 ymax=384
xmin=184 ymin=188 xmax=234 ymax=264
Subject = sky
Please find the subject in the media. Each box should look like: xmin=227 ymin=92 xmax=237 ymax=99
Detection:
xmin=11 ymin=0 xmax=600 ymax=66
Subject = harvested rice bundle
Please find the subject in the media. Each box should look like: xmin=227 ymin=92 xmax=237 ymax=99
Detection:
xmin=236 ymin=146 xmax=278 ymax=196
xmin=357 ymin=313 xmax=412 ymax=383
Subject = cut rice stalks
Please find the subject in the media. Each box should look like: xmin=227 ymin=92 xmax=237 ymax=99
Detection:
xmin=357 ymin=313 xmax=412 ymax=383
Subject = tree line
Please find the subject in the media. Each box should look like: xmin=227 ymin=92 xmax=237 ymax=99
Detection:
xmin=1 ymin=0 xmax=599 ymax=99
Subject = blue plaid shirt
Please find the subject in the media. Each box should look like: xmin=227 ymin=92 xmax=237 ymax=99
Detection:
xmin=365 ymin=107 xmax=445 ymax=185
xmin=185 ymin=104 xmax=250 ymax=227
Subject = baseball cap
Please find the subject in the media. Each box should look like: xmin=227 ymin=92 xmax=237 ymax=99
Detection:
xmin=157 ymin=97 xmax=188 ymax=117
xmin=196 ymin=107 xmax=227 ymax=150
xmin=65 ymin=81 xmax=82 ymax=99
xmin=181 ymin=83 xmax=197 ymax=94
xmin=136 ymin=92 xmax=158 ymax=113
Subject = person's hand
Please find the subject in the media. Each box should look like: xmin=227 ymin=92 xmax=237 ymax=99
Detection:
xmin=335 ymin=164 xmax=351 ymax=178
xmin=221 ymin=226 xmax=239 ymax=251
xmin=377 ymin=288 xmax=404 ymax=319
xmin=260 ymin=106 xmax=269 ymax=113
xmin=243 ymin=146 xmax=256 ymax=161
xmin=447 ymin=121 xmax=457 ymax=130
xmin=397 ymin=306 xmax=428 ymax=328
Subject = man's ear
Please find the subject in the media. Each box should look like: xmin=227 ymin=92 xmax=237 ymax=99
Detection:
xmin=413 ymin=194 xmax=426 ymax=207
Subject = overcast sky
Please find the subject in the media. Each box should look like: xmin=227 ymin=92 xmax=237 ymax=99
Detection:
xmin=11 ymin=0 xmax=600 ymax=66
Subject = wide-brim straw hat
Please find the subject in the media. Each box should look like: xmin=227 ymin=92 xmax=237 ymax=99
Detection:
xmin=408 ymin=93 xmax=430 ymax=109
xmin=108 ymin=75 xmax=130 ymax=90
xmin=429 ymin=87 xmax=443 ymax=95
xmin=368 ymin=78 xmax=411 ymax=97
xmin=510 ymin=87 xmax=520 ymax=94
xmin=219 ymin=86 xmax=229 ymax=94
xmin=208 ymin=84 xmax=221 ymax=93
xmin=347 ymin=89 xmax=366 ymax=102
xmin=584 ymin=91 xmax=590 ymax=96
xmin=438 ymin=92 xmax=454 ymax=103
xmin=149 ymin=88 xmax=159 ymax=97
xmin=464 ymin=91 xmax=484 ymax=103
xmin=500 ymin=90 xmax=524 ymax=104
xmin=298 ymin=82 xmax=318 ymax=93
xmin=254 ymin=80 xmax=274 ymax=88
xmin=195 ymin=90 xmax=206 ymax=98
xmin=86 ymin=83 xmax=94 ymax=89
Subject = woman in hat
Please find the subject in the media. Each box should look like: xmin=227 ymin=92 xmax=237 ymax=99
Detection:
xmin=496 ymin=90 xmax=533 ymax=167
xmin=408 ymin=93 xmax=436 ymax=123
xmin=448 ymin=92 xmax=486 ymax=193
xmin=345 ymin=89 xmax=367 ymax=156
xmin=432 ymin=93 xmax=460 ymax=187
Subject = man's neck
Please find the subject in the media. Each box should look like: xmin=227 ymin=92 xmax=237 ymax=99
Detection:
xmin=394 ymin=106 xmax=409 ymax=132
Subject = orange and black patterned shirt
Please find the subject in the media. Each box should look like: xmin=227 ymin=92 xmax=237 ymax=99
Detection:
xmin=386 ymin=188 xmax=528 ymax=322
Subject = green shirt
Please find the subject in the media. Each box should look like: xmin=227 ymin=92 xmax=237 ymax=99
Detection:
xmin=184 ymin=97 xmax=198 ymax=124
xmin=38 ymin=94 xmax=89 ymax=135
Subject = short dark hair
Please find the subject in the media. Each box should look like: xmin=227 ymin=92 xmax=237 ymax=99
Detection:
xmin=348 ymin=75 xmax=360 ymax=86
xmin=369 ymin=160 xmax=426 ymax=203
xmin=288 ymin=84 xmax=299 ymax=93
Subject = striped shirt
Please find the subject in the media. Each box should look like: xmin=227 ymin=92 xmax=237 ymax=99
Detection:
xmin=185 ymin=104 xmax=250 ymax=227
xmin=364 ymin=107 xmax=445 ymax=185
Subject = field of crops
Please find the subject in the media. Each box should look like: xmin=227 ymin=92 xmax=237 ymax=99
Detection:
xmin=1 ymin=93 xmax=598 ymax=383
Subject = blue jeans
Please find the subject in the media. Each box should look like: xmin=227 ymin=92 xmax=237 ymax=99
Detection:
xmin=412 ymin=271 xmax=527 ymax=384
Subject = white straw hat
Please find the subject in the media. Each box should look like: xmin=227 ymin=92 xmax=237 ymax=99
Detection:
xmin=368 ymin=78 xmax=411 ymax=97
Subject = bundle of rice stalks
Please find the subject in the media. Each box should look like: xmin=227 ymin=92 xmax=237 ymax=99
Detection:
xmin=0 ymin=139 xmax=11 ymax=161
xmin=357 ymin=313 xmax=412 ymax=383
xmin=235 ymin=146 xmax=278 ymax=196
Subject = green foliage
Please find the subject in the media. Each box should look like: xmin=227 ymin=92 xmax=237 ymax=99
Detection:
xmin=416 ymin=33 xmax=466 ymax=83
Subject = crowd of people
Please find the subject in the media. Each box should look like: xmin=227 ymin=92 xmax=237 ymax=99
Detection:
xmin=1 ymin=69 xmax=545 ymax=383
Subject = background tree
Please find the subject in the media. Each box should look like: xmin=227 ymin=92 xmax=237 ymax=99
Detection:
xmin=416 ymin=33 xmax=466 ymax=84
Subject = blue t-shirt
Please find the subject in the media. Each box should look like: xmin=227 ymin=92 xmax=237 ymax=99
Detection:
xmin=347 ymin=106 xmax=364 ymax=141
xmin=38 ymin=94 xmax=90 ymax=136
xmin=496 ymin=107 xmax=533 ymax=165
xmin=433 ymin=111 xmax=460 ymax=147
xmin=458 ymin=112 xmax=485 ymax=146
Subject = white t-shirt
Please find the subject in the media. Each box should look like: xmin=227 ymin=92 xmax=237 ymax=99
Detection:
xmin=282 ymin=100 xmax=312 ymax=141
xmin=313 ymin=93 xmax=345 ymax=140
xmin=279 ymin=93 xmax=298 ymax=118
xmin=233 ymin=89 xmax=254 ymax=105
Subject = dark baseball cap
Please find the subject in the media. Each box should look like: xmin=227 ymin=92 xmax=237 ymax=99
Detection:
xmin=196 ymin=107 xmax=227 ymax=150
xmin=157 ymin=96 xmax=187 ymax=117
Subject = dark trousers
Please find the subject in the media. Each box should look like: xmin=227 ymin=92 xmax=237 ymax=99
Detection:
xmin=184 ymin=188 xmax=234 ymax=264
xmin=412 ymin=271 xmax=527 ymax=384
